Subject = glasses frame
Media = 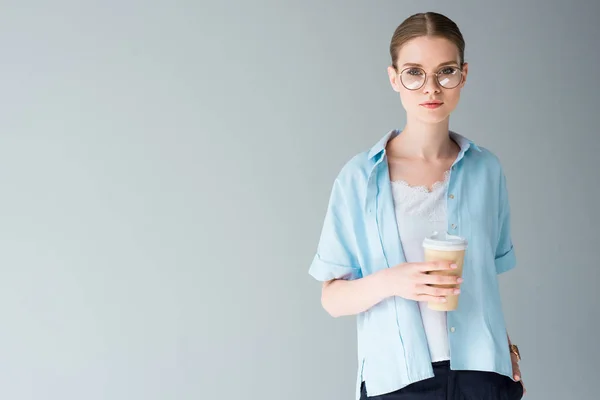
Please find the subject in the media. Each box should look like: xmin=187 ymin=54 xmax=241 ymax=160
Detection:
xmin=397 ymin=65 xmax=464 ymax=90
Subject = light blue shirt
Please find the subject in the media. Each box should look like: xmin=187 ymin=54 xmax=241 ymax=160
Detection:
xmin=309 ymin=130 xmax=517 ymax=399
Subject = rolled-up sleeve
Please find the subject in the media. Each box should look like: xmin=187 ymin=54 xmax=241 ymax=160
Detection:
xmin=495 ymin=170 xmax=516 ymax=274
xmin=308 ymin=178 xmax=362 ymax=281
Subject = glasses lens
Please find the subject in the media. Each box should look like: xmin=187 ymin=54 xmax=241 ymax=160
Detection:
xmin=400 ymin=68 xmax=425 ymax=90
xmin=437 ymin=67 xmax=462 ymax=88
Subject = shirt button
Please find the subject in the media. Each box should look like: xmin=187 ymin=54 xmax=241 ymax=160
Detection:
xmin=449 ymin=194 xmax=454 ymax=199
xmin=450 ymin=327 xmax=456 ymax=333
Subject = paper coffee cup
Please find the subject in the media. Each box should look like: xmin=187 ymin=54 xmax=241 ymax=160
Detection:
xmin=422 ymin=231 xmax=468 ymax=311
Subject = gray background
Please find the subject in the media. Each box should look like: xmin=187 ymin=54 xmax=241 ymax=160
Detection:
xmin=0 ymin=1 xmax=597 ymax=399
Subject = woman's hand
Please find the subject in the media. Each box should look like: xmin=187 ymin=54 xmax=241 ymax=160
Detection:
xmin=511 ymin=351 xmax=526 ymax=395
xmin=379 ymin=261 xmax=463 ymax=303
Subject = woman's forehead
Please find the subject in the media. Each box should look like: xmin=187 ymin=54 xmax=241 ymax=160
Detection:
xmin=397 ymin=36 xmax=460 ymax=67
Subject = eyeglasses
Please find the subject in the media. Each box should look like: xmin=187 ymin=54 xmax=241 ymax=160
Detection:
xmin=398 ymin=66 xmax=464 ymax=90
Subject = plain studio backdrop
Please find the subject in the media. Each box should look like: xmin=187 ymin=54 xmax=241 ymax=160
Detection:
xmin=0 ymin=1 xmax=597 ymax=399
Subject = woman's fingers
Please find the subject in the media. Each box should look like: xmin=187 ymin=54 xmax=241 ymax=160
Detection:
xmin=414 ymin=294 xmax=448 ymax=303
xmin=418 ymin=261 xmax=456 ymax=272
xmin=411 ymin=263 xmax=462 ymax=302
xmin=418 ymin=271 xmax=463 ymax=286
xmin=417 ymin=284 xmax=460 ymax=297
xmin=510 ymin=352 xmax=526 ymax=394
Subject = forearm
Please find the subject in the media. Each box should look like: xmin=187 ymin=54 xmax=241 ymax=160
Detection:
xmin=321 ymin=270 xmax=389 ymax=317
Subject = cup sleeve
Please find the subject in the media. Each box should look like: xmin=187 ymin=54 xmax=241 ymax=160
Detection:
xmin=495 ymin=170 xmax=517 ymax=274
xmin=308 ymin=179 xmax=362 ymax=281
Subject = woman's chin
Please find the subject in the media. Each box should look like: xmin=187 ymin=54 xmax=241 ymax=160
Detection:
xmin=416 ymin=111 xmax=451 ymax=124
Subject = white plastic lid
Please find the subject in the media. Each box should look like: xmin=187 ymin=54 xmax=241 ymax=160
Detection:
xmin=422 ymin=231 xmax=468 ymax=251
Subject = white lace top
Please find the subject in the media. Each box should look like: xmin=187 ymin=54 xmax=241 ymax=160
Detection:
xmin=390 ymin=170 xmax=450 ymax=362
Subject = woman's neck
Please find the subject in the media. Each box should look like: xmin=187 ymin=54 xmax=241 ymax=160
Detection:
xmin=387 ymin=118 xmax=456 ymax=161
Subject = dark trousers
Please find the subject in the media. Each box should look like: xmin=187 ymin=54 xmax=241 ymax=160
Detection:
xmin=360 ymin=361 xmax=524 ymax=400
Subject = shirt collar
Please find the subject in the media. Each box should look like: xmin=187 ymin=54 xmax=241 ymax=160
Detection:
xmin=367 ymin=129 xmax=481 ymax=161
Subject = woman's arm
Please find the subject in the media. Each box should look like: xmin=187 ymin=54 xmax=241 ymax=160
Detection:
xmin=320 ymin=271 xmax=389 ymax=318
xmin=321 ymin=261 xmax=461 ymax=317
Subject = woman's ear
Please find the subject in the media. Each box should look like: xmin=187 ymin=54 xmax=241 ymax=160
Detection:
xmin=460 ymin=62 xmax=469 ymax=87
xmin=387 ymin=65 xmax=402 ymax=93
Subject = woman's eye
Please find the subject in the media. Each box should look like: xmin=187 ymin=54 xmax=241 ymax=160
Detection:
xmin=407 ymin=68 xmax=424 ymax=76
xmin=440 ymin=67 xmax=458 ymax=75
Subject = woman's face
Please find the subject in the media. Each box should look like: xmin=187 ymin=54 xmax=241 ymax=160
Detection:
xmin=387 ymin=36 xmax=468 ymax=124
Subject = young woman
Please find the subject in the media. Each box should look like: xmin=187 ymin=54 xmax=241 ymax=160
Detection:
xmin=309 ymin=12 xmax=526 ymax=400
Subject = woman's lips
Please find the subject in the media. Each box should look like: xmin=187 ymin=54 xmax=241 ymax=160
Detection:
xmin=420 ymin=102 xmax=443 ymax=109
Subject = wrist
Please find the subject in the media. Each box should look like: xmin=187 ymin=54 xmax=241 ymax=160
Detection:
xmin=372 ymin=268 xmax=393 ymax=300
